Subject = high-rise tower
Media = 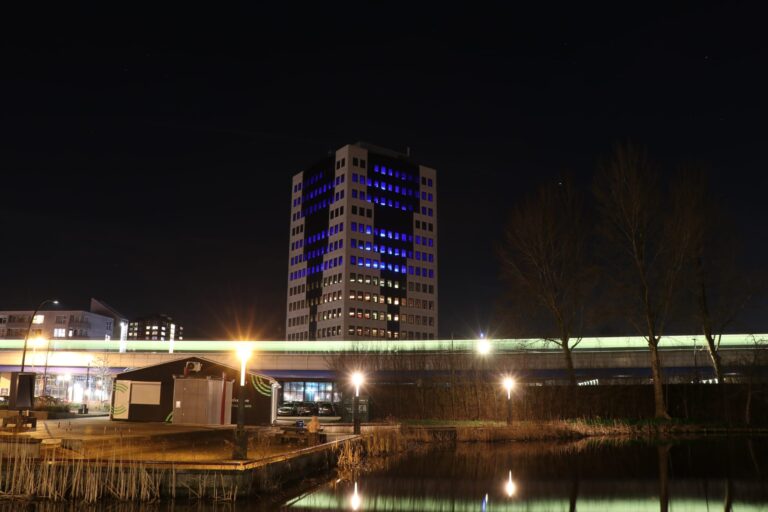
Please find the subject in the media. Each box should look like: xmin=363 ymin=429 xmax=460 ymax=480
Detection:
xmin=286 ymin=143 xmax=437 ymax=341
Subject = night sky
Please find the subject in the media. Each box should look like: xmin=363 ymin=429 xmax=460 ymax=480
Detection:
xmin=2 ymin=3 xmax=766 ymax=339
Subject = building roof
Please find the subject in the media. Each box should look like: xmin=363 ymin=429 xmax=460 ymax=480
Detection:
xmin=116 ymin=355 xmax=279 ymax=386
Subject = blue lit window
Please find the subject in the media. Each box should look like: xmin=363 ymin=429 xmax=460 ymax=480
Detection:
xmin=428 ymin=178 xmax=433 ymax=187
xmin=365 ymin=258 xmax=372 ymax=268
xmin=351 ymin=256 xmax=357 ymax=265
xmin=388 ymin=169 xmax=393 ymax=176
xmin=374 ymin=165 xmax=379 ymax=173
xmin=428 ymin=254 xmax=433 ymax=262
xmin=387 ymin=230 xmax=393 ymax=239
xmin=352 ymin=189 xmax=358 ymax=199
xmin=429 ymin=269 xmax=434 ymax=278
xmin=428 ymin=193 xmax=433 ymax=202
xmin=365 ymin=242 xmax=372 ymax=251
xmin=339 ymin=222 xmax=344 ymax=231
xmin=367 ymin=178 xmax=372 ymax=186
xmin=428 ymin=208 xmax=433 ymax=217
xmin=421 ymin=191 xmax=426 ymax=200
xmin=387 ymin=247 xmax=393 ymax=255
xmin=416 ymin=267 xmax=421 ymax=276
xmin=394 ymin=248 xmax=400 ymax=256
xmin=408 ymin=266 xmax=414 ymax=275
xmin=415 ymin=252 xmax=420 ymax=261
xmin=388 ymin=199 xmax=393 ymax=207
xmin=351 ymin=240 xmax=357 ymax=248
xmin=365 ymin=225 xmax=372 ymax=235
xmin=352 ymin=173 xmax=358 ymax=183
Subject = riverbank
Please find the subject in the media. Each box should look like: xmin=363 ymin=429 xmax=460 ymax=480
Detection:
xmin=400 ymin=418 xmax=768 ymax=443
xmin=1 ymin=417 xmax=766 ymax=504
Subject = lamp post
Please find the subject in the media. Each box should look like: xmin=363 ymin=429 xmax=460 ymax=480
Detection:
xmin=31 ymin=337 xmax=50 ymax=395
xmin=20 ymin=299 xmax=59 ymax=372
xmin=503 ymin=376 xmax=515 ymax=425
xmin=351 ymin=371 xmax=364 ymax=435
xmin=82 ymin=359 xmax=92 ymax=414
xmin=232 ymin=344 xmax=252 ymax=460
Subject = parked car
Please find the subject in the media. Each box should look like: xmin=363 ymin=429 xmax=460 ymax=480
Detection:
xmin=317 ymin=402 xmax=337 ymax=416
xmin=296 ymin=402 xmax=318 ymax=416
xmin=277 ymin=401 xmax=298 ymax=416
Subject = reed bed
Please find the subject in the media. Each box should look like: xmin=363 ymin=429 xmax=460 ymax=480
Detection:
xmin=0 ymin=436 xmax=240 ymax=503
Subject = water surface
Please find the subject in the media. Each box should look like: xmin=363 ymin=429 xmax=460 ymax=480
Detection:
xmin=282 ymin=438 xmax=768 ymax=511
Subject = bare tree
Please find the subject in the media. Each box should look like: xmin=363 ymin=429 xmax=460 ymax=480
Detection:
xmin=673 ymin=170 xmax=753 ymax=384
xmin=594 ymin=145 xmax=692 ymax=419
xmin=499 ymin=178 xmax=590 ymax=386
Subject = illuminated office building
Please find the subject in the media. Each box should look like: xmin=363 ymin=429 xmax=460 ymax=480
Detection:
xmin=286 ymin=142 xmax=437 ymax=341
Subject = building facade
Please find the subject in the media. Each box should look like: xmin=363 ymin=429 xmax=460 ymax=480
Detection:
xmin=286 ymin=142 xmax=438 ymax=341
xmin=127 ymin=314 xmax=183 ymax=343
xmin=0 ymin=308 xmax=115 ymax=340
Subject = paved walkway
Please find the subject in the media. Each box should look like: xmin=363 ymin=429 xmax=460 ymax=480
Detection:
xmin=2 ymin=415 xmax=233 ymax=442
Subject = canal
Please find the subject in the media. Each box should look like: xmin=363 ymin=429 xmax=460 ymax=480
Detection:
xmin=280 ymin=437 xmax=768 ymax=511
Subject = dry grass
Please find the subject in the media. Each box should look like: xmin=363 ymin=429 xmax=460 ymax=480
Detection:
xmin=0 ymin=435 xmax=244 ymax=503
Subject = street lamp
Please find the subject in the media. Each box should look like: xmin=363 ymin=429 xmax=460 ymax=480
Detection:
xmin=476 ymin=338 xmax=491 ymax=356
xmin=351 ymin=371 xmax=365 ymax=435
xmin=20 ymin=299 xmax=59 ymax=372
xmin=12 ymin=299 xmax=58 ymax=412
xmin=233 ymin=343 xmax=252 ymax=460
xmin=503 ymin=376 xmax=515 ymax=425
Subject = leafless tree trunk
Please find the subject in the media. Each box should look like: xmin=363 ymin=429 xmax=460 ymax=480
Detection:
xmin=671 ymin=170 xmax=754 ymax=386
xmin=499 ymin=178 xmax=590 ymax=386
xmin=594 ymin=145 xmax=692 ymax=419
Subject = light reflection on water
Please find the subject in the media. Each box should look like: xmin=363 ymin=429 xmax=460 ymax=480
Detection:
xmin=0 ymin=439 xmax=765 ymax=511
xmin=283 ymin=438 xmax=768 ymax=511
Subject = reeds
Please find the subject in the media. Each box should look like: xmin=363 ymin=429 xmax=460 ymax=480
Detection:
xmin=0 ymin=436 xmax=240 ymax=503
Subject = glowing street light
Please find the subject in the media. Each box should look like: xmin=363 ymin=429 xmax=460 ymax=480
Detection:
xmin=505 ymin=470 xmax=517 ymax=497
xmin=502 ymin=376 xmax=515 ymax=425
xmin=236 ymin=344 xmax=252 ymax=386
xmin=476 ymin=337 xmax=491 ymax=356
xmin=232 ymin=343 xmax=252 ymax=460
xmin=351 ymin=371 xmax=365 ymax=435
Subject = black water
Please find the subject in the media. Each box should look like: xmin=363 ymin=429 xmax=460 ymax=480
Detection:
xmin=2 ymin=438 xmax=767 ymax=511
xmin=282 ymin=438 xmax=768 ymax=511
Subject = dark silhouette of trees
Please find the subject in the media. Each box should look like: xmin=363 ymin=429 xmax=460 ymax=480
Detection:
xmin=672 ymin=170 xmax=754 ymax=384
xmin=594 ymin=145 xmax=693 ymax=419
xmin=499 ymin=178 xmax=591 ymax=386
